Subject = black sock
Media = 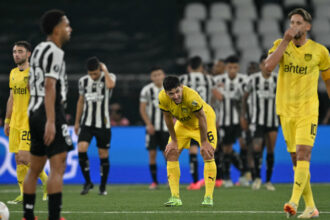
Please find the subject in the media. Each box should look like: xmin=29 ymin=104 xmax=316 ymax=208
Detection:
xmin=231 ymin=151 xmax=243 ymax=176
xmin=214 ymin=149 xmax=224 ymax=180
xmin=266 ymin=153 xmax=274 ymax=182
xmin=189 ymin=154 xmax=198 ymax=183
xmin=240 ymin=149 xmax=248 ymax=174
xmin=223 ymin=153 xmax=231 ymax=180
xmin=253 ymin=151 xmax=263 ymax=178
xmin=100 ymin=157 xmax=110 ymax=190
xmin=23 ymin=193 xmax=35 ymax=220
xmin=48 ymin=192 xmax=62 ymax=220
xmin=149 ymin=164 xmax=157 ymax=183
xmin=250 ymin=167 xmax=256 ymax=180
xmin=79 ymin=152 xmax=91 ymax=184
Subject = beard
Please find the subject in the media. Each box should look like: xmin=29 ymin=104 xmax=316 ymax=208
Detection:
xmin=15 ymin=58 xmax=26 ymax=65
xmin=294 ymin=31 xmax=303 ymax=40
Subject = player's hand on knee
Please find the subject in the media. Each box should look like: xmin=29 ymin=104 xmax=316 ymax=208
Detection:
xmin=165 ymin=141 xmax=178 ymax=159
xmin=44 ymin=121 xmax=56 ymax=146
xmin=200 ymin=141 xmax=214 ymax=160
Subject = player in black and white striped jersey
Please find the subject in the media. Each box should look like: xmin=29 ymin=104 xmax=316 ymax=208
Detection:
xmin=179 ymin=56 xmax=222 ymax=190
xmin=139 ymin=66 xmax=169 ymax=190
xmin=241 ymin=54 xmax=279 ymax=191
xmin=23 ymin=10 xmax=73 ymax=220
xmin=213 ymin=55 xmax=250 ymax=187
xmin=74 ymin=57 xmax=116 ymax=196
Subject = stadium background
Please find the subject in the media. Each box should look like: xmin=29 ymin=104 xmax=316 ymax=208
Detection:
xmin=0 ymin=0 xmax=330 ymax=184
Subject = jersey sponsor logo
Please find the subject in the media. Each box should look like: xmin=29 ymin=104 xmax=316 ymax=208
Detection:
xmin=178 ymin=115 xmax=191 ymax=122
xmin=13 ymin=86 xmax=27 ymax=95
xmin=181 ymin=107 xmax=188 ymax=113
xmin=85 ymin=92 xmax=104 ymax=102
xmin=304 ymin=54 xmax=312 ymax=61
xmin=284 ymin=63 xmax=308 ymax=75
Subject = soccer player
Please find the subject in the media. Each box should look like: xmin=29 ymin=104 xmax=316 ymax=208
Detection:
xmin=241 ymin=54 xmax=279 ymax=191
xmin=75 ymin=57 xmax=116 ymax=195
xmin=265 ymin=8 xmax=330 ymax=218
xmin=213 ymin=55 xmax=250 ymax=188
xmin=139 ymin=66 xmax=169 ymax=189
xmin=23 ymin=10 xmax=73 ymax=220
xmin=159 ymin=76 xmax=217 ymax=206
xmin=179 ymin=56 xmax=221 ymax=190
xmin=4 ymin=41 xmax=48 ymax=204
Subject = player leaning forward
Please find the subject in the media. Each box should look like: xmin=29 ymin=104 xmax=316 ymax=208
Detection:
xmin=159 ymin=76 xmax=217 ymax=206
xmin=265 ymin=8 xmax=330 ymax=218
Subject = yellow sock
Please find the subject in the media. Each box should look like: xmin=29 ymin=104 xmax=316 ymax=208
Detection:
xmin=302 ymin=172 xmax=315 ymax=208
xmin=204 ymin=159 xmax=216 ymax=199
xmin=16 ymin=164 xmax=29 ymax=195
xmin=290 ymin=161 xmax=310 ymax=205
xmin=167 ymin=161 xmax=180 ymax=198
xmin=39 ymin=170 xmax=48 ymax=184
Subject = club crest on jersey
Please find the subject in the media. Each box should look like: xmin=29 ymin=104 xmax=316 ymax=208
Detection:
xmin=181 ymin=107 xmax=188 ymax=113
xmin=99 ymin=82 xmax=104 ymax=88
xmin=191 ymin=100 xmax=198 ymax=107
xmin=304 ymin=54 xmax=312 ymax=61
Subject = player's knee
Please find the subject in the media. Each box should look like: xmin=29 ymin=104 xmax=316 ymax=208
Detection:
xmin=166 ymin=148 xmax=179 ymax=161
xmin=98 ymin=149 xmax=109 ymax=158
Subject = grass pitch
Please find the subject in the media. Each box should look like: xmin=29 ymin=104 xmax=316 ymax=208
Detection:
xmin=1 ymin=184 xmax=330 ymax=219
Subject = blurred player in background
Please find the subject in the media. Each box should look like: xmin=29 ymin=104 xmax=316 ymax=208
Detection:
xmin=159 ymin=76 xmax=217 ymax=207
xmin=75 ymin=57 xmax=116 ymax=196
xmin=139 ymin=66 xmax=168 ymax=189
xmin=4 ymin=41 xmax=48 ymax=205
xmin=265 ymin=8 xmax=330 ymax=218
xmin=242 ymin=54 xmax=279 ymax=191
xmin=23 ymin=9 xmax=73 ymax=220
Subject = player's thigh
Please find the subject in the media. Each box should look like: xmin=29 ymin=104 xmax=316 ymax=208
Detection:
xmin=9 ymin=127 xmax=20 ymax=153
xmin=279 ymin=116 xmax=296 ymax=153
xmin=171 ymin=123 xmax=191 ymax=150
xmin=78 ymin=126 xmax=94 ymax=145
xmin=296 ymin=115 xmax=318 ymax=147
xmin=18 ymin=129 xmax=31 ymax=152
xmin=95 ymin=128 xmax=111 ymax=149
xmin=47 ymin=123 xmax=73 ymax=158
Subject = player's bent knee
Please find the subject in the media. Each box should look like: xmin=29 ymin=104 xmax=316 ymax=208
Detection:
xmin=166 ymin=148 xmax=179 ymax=161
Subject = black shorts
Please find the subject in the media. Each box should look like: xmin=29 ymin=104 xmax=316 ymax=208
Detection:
xmin=190 ymin=138 xmax=200 ymax=147
xmin=251 ymin=124 xmax=278 ymax=139
xmin=29 ymin=108 xmax=73 ymax=158
xmin=219 ymin=125 xmax=241 ymax=145
xmin=78 ymin=126 xmax=111 ymax=149
xmin=146 ymin=131 xmax=169 ymax=151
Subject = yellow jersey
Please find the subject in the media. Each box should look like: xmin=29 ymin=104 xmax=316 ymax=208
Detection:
xmin=158 ymin=86 xmax=214 ymax=129
xmin=9 ymin=67 xmax=30 ymax=130
xmin=269 ymin=39 xmax=330 ymax=117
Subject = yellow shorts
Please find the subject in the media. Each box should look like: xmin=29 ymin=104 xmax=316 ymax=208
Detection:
xmin=9 ymin=127 xmax=31 ymax=153
xmin=169 ymin=110 xmax=217 ymax=150
xmin=280 ymin=115 xmax=318 ymax=153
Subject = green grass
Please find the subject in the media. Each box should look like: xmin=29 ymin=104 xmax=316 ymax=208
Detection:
xmin=1 ymin=184 xmax=330 ymax=219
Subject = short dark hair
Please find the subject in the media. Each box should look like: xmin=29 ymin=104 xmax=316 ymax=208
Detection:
xmin=259 ymin=53 xmax=268 ymax=63
xmin=225 ymin=55 xmax=239 ymax=64
xmin=86 ymin=56 xmax=100 ymax=71
xmin=150 ymin=66 xmax=162 ymax=73
xmin=163 ymin=76 xmax=181 ymax=91
xmin=14 ymin=41 xmax=32 ymax=52
xmin=188 ymin=56 xmax=203 ymax=70
xmin=41 ymin=9 xmax=65 ymax=35
xmin=288 ymin=8 xmax=312 ymax=23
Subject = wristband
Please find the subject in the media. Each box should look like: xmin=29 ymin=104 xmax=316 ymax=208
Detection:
xmin=4 ymin=118 xmax=10 ymax=124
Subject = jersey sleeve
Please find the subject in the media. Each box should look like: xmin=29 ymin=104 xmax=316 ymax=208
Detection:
xmin=44 ymin=48 xmax=64 ymax=80
xmin=139 ymin=86 xmax=149 ymax=103
xmin=109 ymin=73 xmax=116 ymax=83
xmin=78 ymin=78 xmax=85 ymax=95
xmin=268 ymin=39 xmax=282 ymax=55
xmin=244 ymin=76 xmax=253 ymax=93
xmin=158 ymin=90 xmax=169 ymax=112
xmin=188 ymin=90 xmax=204 ymax=112
xmin=319 ymin=46 xmax=330 ymax=72
xmin=9 ymin=69 xmax=14 ymax=89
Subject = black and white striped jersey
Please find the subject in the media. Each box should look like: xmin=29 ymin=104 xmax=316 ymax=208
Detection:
xmin=213 ymin=73 xmax=247 ymax=127
xmin=140 ymin=82 xmax=168 ymax=131
xmin=28 ymin=41 xmax=68 ymax=114
xmin=245 ymin=72 xmax=279 ymax=127
xmin=78 ymin=72 xmax=116 ymax=129
xmin=179 ymin=72 xmax=215 ymax=104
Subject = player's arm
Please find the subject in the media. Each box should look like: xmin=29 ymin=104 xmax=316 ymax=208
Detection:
xmin=240 ymin=92 xmax=249 ymax=131
xmin=100 ymin=62 xmax=115 ymax=89
xmin=163 ymin=111 xmax=176 ymax=142
xmin=74 ymin=95 xmax=84 ymax=135
xmin=4 ymin=90 xmax=13 ymax=136
xmin=44 ymin=77 xmax=56 ymax=146
xmin=139 ymin=101 xmax=155 ymax=135
xmin=211 ymin=87 xmax=223 ymax=101
xmin=265 ymin=28 xmax=298 ymax=72
xmin=321 ymin=68 xmax=330 ymax=99
xmin=194 ymin=108 xmax=214 ymax=160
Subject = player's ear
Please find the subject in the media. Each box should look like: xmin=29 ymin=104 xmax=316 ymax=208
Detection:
xmin=306 ymin=22 xmax=311 ymax=32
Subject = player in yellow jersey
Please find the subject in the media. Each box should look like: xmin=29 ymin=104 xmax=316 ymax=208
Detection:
xmin=159 ymin=76 xmax=217 ymax=206
xmin=4 ymin=41 xmax=48 ymax=204
xmin=265 ymin=8 xmax=330 ymax=218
